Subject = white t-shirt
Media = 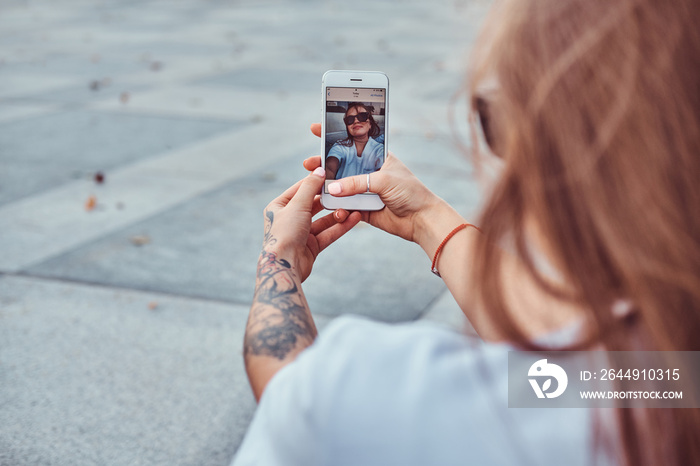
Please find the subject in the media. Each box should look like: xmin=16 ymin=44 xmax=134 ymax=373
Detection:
xmin=231 ymin=316 xmax=614 ymax=466
xmin=327 ymin=137 xmax=384 ymax=179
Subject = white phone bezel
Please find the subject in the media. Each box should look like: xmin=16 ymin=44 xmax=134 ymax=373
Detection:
xmin=321 ymin=70 xmax=388 ymax=211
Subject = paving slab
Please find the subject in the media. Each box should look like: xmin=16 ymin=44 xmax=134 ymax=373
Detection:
xmin=25 ymin=152 xmax=474 ymax=323
xmin=0 ymin=274 xmax=335 ymax=466
xmin=0 ymin=110 xmax=237 ymax=206
xmin=87 ymin=85 xmax=317 ymax=122
xmin=0 ymin=53 xmax=145 ymax=80
xmin=195 ymin=68 xmax=321 ymax=93
xmin=24 ymin=81 xmax=155 ymax=106
xmin=0 ymin=275 xmax=251 ymax=465
xmin=0 ymin=75 xmax=78 ymax=101
xmin=22 ymin=159 xmax=305 ymax=305
xmin=0 ymin=122 xmax=318 ymax=273
xmin=0 ymin=102 xmax=60 ymax=124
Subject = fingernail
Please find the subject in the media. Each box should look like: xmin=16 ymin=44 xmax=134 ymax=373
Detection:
xmin=334 ymin=210 xmax=348 ymax=222
xmin=312 ymin=167 xmax=325 ymax=178
xmin=328 ymin=182 xmax=341 ymax=195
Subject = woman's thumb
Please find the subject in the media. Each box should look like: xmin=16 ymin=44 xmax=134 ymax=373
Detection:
xmin=289 ymin=167 xmax=326 ymax=210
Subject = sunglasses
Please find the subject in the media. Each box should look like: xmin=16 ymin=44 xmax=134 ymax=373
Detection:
xmin=343 ymin=112 xmax=370 ymax=126
xmin=474 ymin=95 xmax=500 ymax=157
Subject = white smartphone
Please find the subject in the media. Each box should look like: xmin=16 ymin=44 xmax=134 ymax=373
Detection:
xmin=321 ymin=70 xmax=388 ymax=211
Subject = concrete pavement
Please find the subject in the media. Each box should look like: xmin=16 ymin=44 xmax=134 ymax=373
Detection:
xmin=0 ymin=1 xmax=489 ymax=464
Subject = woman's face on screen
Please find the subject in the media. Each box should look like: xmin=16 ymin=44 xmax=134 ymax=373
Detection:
xmin=344 ymin=106 xmax=371 ymax=139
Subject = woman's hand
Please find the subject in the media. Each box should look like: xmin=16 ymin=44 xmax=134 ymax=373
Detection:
xmin=302 ymin=124 xmax=491 ymax=343
xmin=262 ymin=166 xmax=361 ymax=282
xmin=246 ymin=169 xmax=360 ymax=401
xmin=304 ymin=123 xmax=460 ymax=248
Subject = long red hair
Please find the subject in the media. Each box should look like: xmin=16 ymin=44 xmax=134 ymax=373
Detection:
xmin=468 ymin=0 xmax=700 ymax=464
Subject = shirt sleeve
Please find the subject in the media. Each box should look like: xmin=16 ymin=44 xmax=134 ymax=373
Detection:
xmin=230 ymin=316 xmax=392 ymax=466
xmin=229 ymin=347 xmax=327 ymax=466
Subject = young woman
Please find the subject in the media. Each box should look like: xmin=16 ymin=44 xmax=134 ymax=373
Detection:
xmin=325 ymin=102 xmax=384 ymax=180
xmin=236 ymin=0 xmax=700 ymax=464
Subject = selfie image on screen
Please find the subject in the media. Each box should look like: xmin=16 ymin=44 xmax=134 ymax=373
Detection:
xmin=325 ymin=87 xmax=385 ymax=181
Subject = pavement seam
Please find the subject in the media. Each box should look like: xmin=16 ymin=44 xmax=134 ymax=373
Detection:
xmin=415 ymin=286 xmax=450 ymax=320
xmin=5 ymin=271 xmax=254 ymax=309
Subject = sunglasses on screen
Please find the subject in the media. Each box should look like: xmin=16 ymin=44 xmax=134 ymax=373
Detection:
xmin=343 ymin=112 xmax=370 ymax=126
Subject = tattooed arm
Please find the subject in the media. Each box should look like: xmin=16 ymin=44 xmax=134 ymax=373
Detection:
xmin=243 ymin=228 xmax=317 ymax=400
xmin=248 ymin=249 xmax=317 ymax=357
xmin=243 ymin=169 xmax=361 ymax=402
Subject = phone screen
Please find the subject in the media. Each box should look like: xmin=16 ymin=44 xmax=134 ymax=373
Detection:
xmin=324 ymin=87 xmax=386 ymax=185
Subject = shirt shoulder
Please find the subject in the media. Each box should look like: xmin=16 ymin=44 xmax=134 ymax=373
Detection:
xmin=365 ymin=136 xmax=384 ymax=156
xmin=232 ymin=316 xmax=602 ymax=466
xmin=310 ymin=315 xmax=483 ymax=379
xmin=304 ymin=316 xmax=601 ymax=466
xmin=296 ymin=316 xmax=521 ymax=465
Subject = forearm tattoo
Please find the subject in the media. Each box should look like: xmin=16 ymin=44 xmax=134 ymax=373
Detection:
xmin=244 ymin=210 xmax=316 ymax=361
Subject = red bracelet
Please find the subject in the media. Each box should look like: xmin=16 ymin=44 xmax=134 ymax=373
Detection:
xmin=431 ymin=223 xmax=480 ymax=277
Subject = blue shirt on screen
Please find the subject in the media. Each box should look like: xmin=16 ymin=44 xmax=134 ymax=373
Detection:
xmin=328 ymin=136 xmax=384 ymax=179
